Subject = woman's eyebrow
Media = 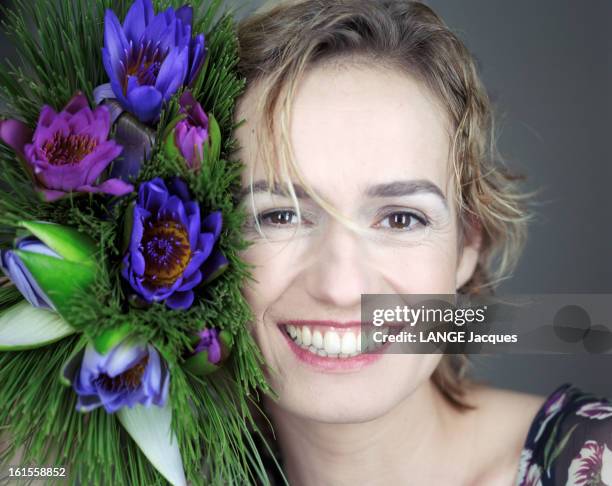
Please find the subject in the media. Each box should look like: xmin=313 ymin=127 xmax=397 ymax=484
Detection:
xmin=239 ymin=180 xmax=311 ymax=200
xmin=240 ymin=179 xmax=448 ymax=209
xmin=365 ymin=180 xmax=448 ymax=209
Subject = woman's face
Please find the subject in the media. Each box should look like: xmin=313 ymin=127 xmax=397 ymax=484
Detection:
xmin=235 ymin=61 xmax=480 ymax=423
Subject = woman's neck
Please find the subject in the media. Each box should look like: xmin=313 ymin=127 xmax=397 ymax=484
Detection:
xmin=265 ymin=380 xmax=477 ymax=486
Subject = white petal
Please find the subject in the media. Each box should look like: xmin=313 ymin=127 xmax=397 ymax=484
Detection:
xmin=117 ymin=402 xmax=186 ymax=486
xmin=0 ymin=301 xmax=74 ymax=350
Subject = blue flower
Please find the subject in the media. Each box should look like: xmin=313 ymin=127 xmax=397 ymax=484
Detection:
xmin=71 ymin=340 xmax=169 ymax=413
xmin=101 ymin=0 xmax=206 ymax=123
xmin=121 ymin=177 xmax=226 ymax=310
xmin=0 ymin=237 xmax=58 ymax=310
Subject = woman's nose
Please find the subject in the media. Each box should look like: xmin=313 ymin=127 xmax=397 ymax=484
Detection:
xmin=302 ymin=220 xmax=373 ymax=309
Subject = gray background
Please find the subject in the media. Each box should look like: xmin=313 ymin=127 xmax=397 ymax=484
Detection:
xmin=1 ymin=0 xmax=611 ymax=398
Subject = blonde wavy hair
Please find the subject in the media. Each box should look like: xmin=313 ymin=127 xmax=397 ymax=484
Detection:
xmin=235 ymin=0 xmax=535 ymax=408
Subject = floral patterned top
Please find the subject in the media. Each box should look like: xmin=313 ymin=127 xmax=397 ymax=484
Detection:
xmin=516 ymin=384 xmax=612 ymax=486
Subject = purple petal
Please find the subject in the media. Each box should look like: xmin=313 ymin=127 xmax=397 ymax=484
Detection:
xmin=187 ymin=34 xmax=206 ymax=85
xmin=186 ymin=204 xmax=201 ymax=248
xmin=183 ymin=240 xmax=213 ymax=277
xmin=198 ymin=233 xmax=216 ymax=259
xmin=141 ymin=10 xmax=170 ymax=45
xmin=154 ymin=14 xmax=179 ymax=53
xmin=80 ymin=141 xmax=123 ymax=184
xmin=76 ymin=394 xmax=103 ymax=412
xmin=94 ymin=83 xmax=115 ymax=106
xmin=40 ymin=189 xmax=68 ymax=202
xmin=200 ymin=249 xmax=229 ymax=284
xmin=176 ymin=125 xmax=205 ymax=168
xmin=130 ymin=250 xmax=146 ymax=278
xmin=155 ymin=46 xmax=188 ymax=101
xmin=123 ymin=0 xmax=153 ymax=42
xmin=0 ymin=119 xmax=32 ymax=157
xmin=159 ymin=195 xmax=187 ymax=227
xmin=126 ymin=85 xmax=163 ymax=124
xmin=175 ymin=5 xmax=193 ymax=27
xmin=76 ymin=345 xmax=106 ymax=390
xmin=104 ymin=341 xmax=148 ymax=377
xmin=102 ymin=48 xmax=128 ymax=106
xmin=0 ymin=245 xmax=56 ymax=309
xmin=202 ymin=211 xmax=223 ymax=240
xmin=79 ymin=178 xmax=134 ymax=197
xmin=97 ymin=386 xmax=132 ymax=413
xmin=207 ymin=339 xmax=222 ymax=364
xmin=139 ymin=178 xmax=168 ymax=214
xmin=178 ymin=91 xmax=197 ymax=111
xmin=178 ymin=269 xmax=201 ymax=291
xmin=142 ymin=345 xmax=162 ymax=398
xmin=37 ymin=105 xmax=57 ymax=129
xmin=165 ymin=290 xmax=194 ymax=310
xmin=63 ymin=93 xmax=89 ymax=115
xmin=166 ymin=176 xmax=191 ymax=203
xmin=156 ymin=366 xmax=170 ymax=406
xmin=104 ymin=9 xmax=129 ymax=63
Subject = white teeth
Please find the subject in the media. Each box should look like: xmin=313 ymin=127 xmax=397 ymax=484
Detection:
xmin=341 ymin=332 xmax=357 ymax=355
xmin=287 ymin=325 xmax=297 ymax=339
xmin=312 ymin=330 xmax=323 ymax=349
xmin=285 ymin=325 xmax=374 ymax=359
xmin=323 ymin=331 xmax=341 ymax=354
xmin=301 ymin=326 xmax=312 ymax=346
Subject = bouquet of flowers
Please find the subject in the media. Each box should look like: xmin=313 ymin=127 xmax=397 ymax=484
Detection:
xmin=0 ymin=0 xmax=276 ymax=484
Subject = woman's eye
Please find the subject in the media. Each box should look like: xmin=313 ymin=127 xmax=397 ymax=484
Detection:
xmin=258 ymin=209 xmax=299 ymax=226
xmin=375 ymin=211 xmax=428 ymax=231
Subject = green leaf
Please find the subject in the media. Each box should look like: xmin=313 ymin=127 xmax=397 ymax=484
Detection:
xmin=219 ymin=329 xmax=233 ymax=360
xmin=208 ymin=114 xmax=221 ymax=164
xmin=59 ymin=342 xmax=86 ymax=387
xmin=93 ymin=324 xmax=132 ymax=355
xmin=13 ymin=250 xmax=96 ymax=317
xmin=183 ymin=349 xmax=220 ymax=376
xmin=19 ymin=220 xmax=97 ymax=262
xmin=121 ymin=201 xmax=136 ymax=255
xmin=118 ymin=402 xmax=187 ymax=486
xmin=0 ymin=301 xmax=74 ymax=350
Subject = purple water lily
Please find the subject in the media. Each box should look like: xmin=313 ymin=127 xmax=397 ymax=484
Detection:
xmin=193 ymin=328 xmax=221 ymax=364
xmin=174 ymin=91 xmax=209 ymax=170
xmin=0 ymin=236 xmax=58 ymax=310
xmin=122 ymin=177 xmax=226 ymax=310
xmin=0 ymin=93 xmax=132 ymax=202
xmin=100 ymin=0 xmax=206 ymax=124
xmin=71 ymin=340 xmax=169 ymax=413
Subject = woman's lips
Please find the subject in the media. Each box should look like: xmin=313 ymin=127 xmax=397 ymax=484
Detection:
xmin=278 ymin=320 xmax=389 ymax=372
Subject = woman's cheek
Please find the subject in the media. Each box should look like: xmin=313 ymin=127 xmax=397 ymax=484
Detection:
xmin=372 ymin=242 xmax=458 ymax=294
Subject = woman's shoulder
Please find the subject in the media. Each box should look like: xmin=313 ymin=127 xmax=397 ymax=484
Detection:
xmin=516 ymin=383 xmax=612 ymax=486
xmin=464 ymin=383 xmax=612 ymax=486
xmin=464 ymin=383 xmax=548 ymax=485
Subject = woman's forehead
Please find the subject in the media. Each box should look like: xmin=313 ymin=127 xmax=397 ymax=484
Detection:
xmin=237 ymin=62 xmax=454 ymax=201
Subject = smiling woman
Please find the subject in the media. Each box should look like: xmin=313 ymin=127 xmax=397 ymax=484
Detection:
xmin=232 ymin=1 xmax=612 ymax=485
